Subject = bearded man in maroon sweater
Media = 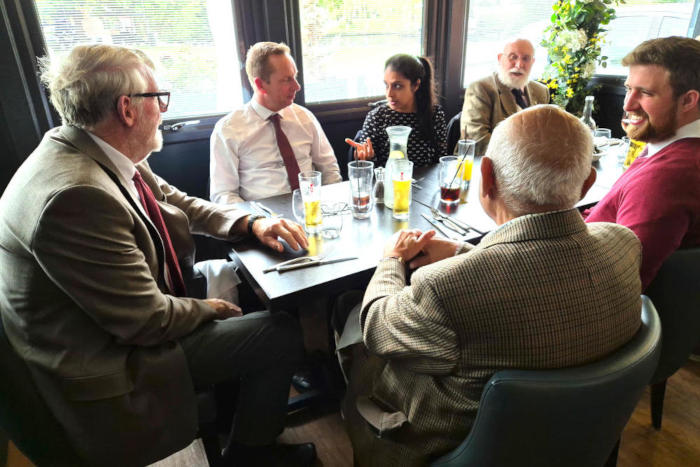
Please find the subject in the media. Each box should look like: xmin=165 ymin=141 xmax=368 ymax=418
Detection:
xmin=585 ymin=36 xmax=700 ymax=290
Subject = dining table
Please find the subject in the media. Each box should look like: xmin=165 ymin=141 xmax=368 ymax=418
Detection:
xmin=227 ymin=142 xmax=628 ymax=313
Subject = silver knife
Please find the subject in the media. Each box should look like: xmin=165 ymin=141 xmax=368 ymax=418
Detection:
xmin=251 ymin=201 xmax=280 ymax=218
xmin=277 ymin=256 xmax=358 ymax=272
xmin=421 ymin=213 xmax=459 ymax=240
xmin=414 ymin=198 xmax=483 ymax=235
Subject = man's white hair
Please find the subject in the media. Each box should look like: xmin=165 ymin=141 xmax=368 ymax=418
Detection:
xmin=486 ymin=104 xmax=593 ymax=216
xmin=39 ymin=44 xmax=154 ymax=129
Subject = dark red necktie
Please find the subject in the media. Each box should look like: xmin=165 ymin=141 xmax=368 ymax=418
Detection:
xmin=269 ymin=113 xmax=300 ymax=190
xmin=132 ymin=171 xmax=187 ymax=297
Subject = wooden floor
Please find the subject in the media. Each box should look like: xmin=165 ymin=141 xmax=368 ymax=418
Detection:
xmin=5 ymin=360 xmax=700 ymax=467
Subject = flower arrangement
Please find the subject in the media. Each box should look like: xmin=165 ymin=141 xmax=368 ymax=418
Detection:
xmin=540 ymin=0 xmax=621 ymax=115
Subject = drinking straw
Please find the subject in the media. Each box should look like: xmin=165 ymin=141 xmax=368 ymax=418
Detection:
xmin=448 ymin=158 xmax=465 ymax=188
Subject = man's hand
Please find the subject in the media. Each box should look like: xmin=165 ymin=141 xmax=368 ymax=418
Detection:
xmin=204 ymin=298 xmax=242 ymax=319
xmin=345 ymin=137 xmax=374 ymax=161
xmin=409 ymin=236 xmax=461 ymax=269
xmin=252 ymin=217 xmax=309 ymax=252
xmin=383 ymin=229 xmax=436 ymax=263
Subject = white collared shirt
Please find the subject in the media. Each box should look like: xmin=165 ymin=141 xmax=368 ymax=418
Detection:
xmin=209 ymin=99 xmax=342 ymax=204
xmin=86 ymin=132 xmax=145 ymax=214
xmin=645 ymin=118 xmax=700 ymax=157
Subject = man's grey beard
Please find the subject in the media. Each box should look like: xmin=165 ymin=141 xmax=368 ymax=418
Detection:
xmin=497 ymin=68 xmax=529 ymax=90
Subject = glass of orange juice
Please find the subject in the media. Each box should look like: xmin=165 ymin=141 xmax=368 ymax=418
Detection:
xmin=457 ymin=139 xmax=475 ymax=203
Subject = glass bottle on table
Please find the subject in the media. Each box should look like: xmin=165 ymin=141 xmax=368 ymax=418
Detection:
xmin=383 ymin=126 xmax=411 ymax=209
xmin=579 ymin=95 xmax=596 ymax=131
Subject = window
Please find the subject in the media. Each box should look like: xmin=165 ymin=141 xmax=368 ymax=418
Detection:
xmin=463 ymin=0 xmax=552 ymax=87
xmin=598 ymin=0 xmax=695 ymax=75
xmin=299 ymin=0 xmax=424 ymax=104
xmin=34 ymin=0 xmax=242 ymax=119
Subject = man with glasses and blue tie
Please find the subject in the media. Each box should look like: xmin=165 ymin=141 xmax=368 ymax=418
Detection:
xmin=0 ymin=44 xmax=316 ymax=466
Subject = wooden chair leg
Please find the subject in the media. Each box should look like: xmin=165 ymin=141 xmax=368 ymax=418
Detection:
xmin=651 ymin=379 xmax=667 ymax=430
xmin=604 ymin=439 xmax=620 ymax=467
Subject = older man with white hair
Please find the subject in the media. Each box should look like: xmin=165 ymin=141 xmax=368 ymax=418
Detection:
xmin=0 ymin=44 xmax=315 ymax=466
xmin=461 ymin=38 xmax=550 ymax=155
xmin=340 ymin=105 xmax=642 ymax=466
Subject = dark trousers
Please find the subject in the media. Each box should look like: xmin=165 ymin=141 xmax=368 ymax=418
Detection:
xmin=180 ymin=311 xmax=303 ymax=446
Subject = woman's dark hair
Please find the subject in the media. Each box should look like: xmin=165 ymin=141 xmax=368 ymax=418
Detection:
xmin=384 ymin=54 xmax=438 ymax=146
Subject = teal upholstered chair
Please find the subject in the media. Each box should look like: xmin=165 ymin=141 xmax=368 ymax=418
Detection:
xmin=431 ymin=296 xmax=661 ymax=467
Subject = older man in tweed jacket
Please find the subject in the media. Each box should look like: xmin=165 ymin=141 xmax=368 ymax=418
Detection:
xmin=341 ymin=105 xmax=642 ymax=466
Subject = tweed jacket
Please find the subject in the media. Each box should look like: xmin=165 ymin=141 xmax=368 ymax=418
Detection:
xmin=461 ymin=72 xmax=550 ymax=156
xmin=346 ymin=209 xmax=642 ymax=466
xmin=0 ymin=126 xmax=245 ymax=466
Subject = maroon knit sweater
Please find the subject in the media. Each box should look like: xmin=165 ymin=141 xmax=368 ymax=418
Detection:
xmin=585 ymin=137 xmax=700 ymax=290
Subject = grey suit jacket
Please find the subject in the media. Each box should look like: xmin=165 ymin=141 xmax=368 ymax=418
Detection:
xmin=345 ymin=209 xmax=642 ymax=466
xmin=0 ymin=126 xmax=245 ymax=466
xmin=461 ymin=72 xmax=550 ymax=156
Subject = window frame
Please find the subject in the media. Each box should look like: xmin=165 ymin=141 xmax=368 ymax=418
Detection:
xmin=3 ymin=0 xmax=699 ymax=153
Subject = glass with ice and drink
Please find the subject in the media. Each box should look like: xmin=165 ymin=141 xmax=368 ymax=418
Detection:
xmin=392 ymin=159 xmax=413 ymax=220
xmin=438 ymin=156 xmax=461 ymax=205
xmin=348 ymin=160 xmax=374 ymax=219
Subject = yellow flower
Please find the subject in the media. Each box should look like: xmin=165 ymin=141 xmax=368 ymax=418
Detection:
xmin=548 ymin=81 xmax=559 ymax=90
xmin=566 ymin=88 xmax=574 ymax=98
xmin=563 ymin=54 xmax=572 ymax=64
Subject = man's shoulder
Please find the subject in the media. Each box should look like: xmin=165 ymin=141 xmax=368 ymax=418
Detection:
xmin=527 ymin=79 xmax=548 ymax=91
xmin=467 ymin=73 xmax=498 ymax=91
xmin=586 ymin=221 xmax=640 ymax=244
xmin=214 ymin=105 xmax=253 ymax=130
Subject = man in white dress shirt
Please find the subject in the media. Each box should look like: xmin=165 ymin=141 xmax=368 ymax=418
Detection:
xmin=210 ymin=42 xmax=342 ymax=204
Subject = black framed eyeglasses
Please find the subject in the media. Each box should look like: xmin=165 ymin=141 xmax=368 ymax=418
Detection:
xmin=128 ymin=91 xmax=170 ymax=112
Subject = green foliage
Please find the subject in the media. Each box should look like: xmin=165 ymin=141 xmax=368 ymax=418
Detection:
xmin=540 ymin=0 xmax=622 ymax=114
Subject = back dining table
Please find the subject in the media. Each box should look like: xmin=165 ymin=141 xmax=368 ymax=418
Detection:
xmin=227 ymin=145 xmax=626 ymax=313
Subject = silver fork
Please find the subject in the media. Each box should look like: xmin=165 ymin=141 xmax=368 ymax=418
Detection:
xmin=429 ymin=208 xmax=468 ymax=236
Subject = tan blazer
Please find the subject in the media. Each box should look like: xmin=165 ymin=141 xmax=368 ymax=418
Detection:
xmin=461 ymin=72 xmax=550 ymax=156
xmin=344 ymin=209 xmax=642 ymax=466
xmin=0 ymin=126 xmax=245 ymax=466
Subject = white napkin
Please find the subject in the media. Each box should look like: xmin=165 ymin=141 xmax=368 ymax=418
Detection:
xmin=193 ymin=259 xmax=241 ymax=304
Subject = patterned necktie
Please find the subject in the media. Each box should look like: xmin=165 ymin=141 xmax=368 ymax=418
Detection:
xmin=512 ymin=88 xmax=529 ymax=109
xmin=132 ymin=170 xmax=187 ymax=297
xmin=269 ymin=113 xmax=301 ymax=191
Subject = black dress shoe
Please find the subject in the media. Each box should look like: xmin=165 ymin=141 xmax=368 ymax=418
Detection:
xmin=291 ymin=370 xmax=314 ymax=392
xmin=223 ymin=442 xmax=316 ymax=467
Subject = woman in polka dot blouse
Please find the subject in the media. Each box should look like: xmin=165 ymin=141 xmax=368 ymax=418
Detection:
xmin=346 ymin=54 xmax=448 ymax=167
